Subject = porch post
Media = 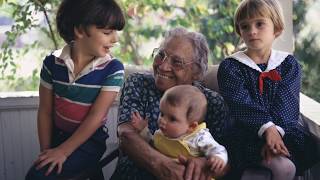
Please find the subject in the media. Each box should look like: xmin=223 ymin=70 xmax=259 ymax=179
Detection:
xmin=273 ymin=0 xmax=294 ymax=53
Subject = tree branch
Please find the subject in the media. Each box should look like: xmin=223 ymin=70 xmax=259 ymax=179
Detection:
xmin=35 ymin=0 xmax=58 ymax=49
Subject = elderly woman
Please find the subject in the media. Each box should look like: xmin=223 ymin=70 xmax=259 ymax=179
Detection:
xmin=111 ymin=27 xmax=229 ymax=180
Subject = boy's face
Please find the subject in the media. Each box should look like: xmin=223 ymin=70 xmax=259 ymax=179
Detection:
xmin=157 ymin=99 xmax=195 ymax=138
xmin=238 ymin=16 xmax=280 ymax=52
xmin=75 ymin=25 xmax=119 ymax=58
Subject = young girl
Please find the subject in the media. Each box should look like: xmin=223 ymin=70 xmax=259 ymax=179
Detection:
xmin=25 ymin=0 xmax=125 ymax=179
xmin=218 ymin=0 xmax=318 ymax=179
xmin=131 ymin=85 xmax=228 ymax=177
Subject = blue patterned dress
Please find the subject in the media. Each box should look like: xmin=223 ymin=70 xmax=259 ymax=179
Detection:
xmin=218 ymin=50 xmax=318 ymax=177
xmin=111 ymin=72 xmax=229 ymax=180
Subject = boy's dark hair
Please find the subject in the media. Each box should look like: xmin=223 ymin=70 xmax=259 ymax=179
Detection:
xmin=162 ymin=85 xmax=207 ymax=123
xmin=56 ymin=0 xmax=125 ymax=43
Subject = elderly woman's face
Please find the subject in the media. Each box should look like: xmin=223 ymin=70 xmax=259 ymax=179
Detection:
xmin=153 ymin=36 xmax=195 ymax=92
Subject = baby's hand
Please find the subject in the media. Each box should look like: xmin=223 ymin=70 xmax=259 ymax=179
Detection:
xmin=130 ymin=111 xmax=148 ymax=131
xmin=207 ymin=155 xmax=225 ymax=174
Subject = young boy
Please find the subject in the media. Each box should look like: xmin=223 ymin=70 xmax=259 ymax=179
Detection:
xmin=25 ymin=0 xmax=125 ymax=179
xmin=131 ymin=85 xmax=228 ymax=174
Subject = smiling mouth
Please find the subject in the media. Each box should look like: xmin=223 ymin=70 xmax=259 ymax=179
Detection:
xmin=156 ymin=72 xmax=171 ymax=79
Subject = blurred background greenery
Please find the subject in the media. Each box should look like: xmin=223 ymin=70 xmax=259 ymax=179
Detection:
xmin=0 ymin=0 xmax=319 ymax=102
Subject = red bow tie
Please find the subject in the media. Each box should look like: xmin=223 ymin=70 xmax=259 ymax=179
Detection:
xmin=259 ymin=69 xmax=281 ymax=94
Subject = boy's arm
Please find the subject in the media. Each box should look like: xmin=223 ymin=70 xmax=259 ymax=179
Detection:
xmin=37 ymin=84 xmax=54 ymax=151
xmin=58 ymin=90 xmax=118 ymax=156
xmin=35 ymin=90 xmax=118 ymax=175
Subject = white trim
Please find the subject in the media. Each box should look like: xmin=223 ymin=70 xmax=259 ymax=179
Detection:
xmin=52 ymin=80 xmax=102 ymax=88
xmin=258 ymin=121 xmax=285 ymax=137
xmin=101 ymin=86 xmax=121 ymax=92
xmin=40 ymin=79 xmax=52 ymax=89
xmin=228 ymin=49 xmax=289 ymax=72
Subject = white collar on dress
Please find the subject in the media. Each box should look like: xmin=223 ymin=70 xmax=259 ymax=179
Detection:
xmin=227 ymin=49 xmax=290 ymax=72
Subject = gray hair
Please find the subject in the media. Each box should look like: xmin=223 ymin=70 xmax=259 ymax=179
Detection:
xmin=161 ymin=27 xmax=209 ymax=80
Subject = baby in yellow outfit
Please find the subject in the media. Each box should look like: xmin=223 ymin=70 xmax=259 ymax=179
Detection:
xmin=131 ymin=85 xmax=228 ymax=175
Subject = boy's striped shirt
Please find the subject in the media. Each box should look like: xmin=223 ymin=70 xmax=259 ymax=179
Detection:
xmin=40 ymin=46 xmax=124 ymax=132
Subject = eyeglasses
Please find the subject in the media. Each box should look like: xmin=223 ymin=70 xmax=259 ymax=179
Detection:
xmin=152 ymin=48 xmax=194 ymax=71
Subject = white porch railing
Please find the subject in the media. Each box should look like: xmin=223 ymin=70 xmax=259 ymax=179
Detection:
xmin=0 ymin=91 xmax=119 ymax=180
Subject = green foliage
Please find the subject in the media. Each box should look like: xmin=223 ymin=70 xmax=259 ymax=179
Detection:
xmin=118 ymin=0 xmax=240 ymax=65
xmin=293 ymin=0 xmax=320 ymax=102
xmin=0 ymin=0 xmax=61 ymax=91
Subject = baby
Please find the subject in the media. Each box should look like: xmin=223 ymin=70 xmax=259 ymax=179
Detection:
xmin=131 ymin=84 xmax=228 ymax=174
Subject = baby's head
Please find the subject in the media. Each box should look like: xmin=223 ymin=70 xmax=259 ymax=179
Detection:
xmin=234 ymin=0 xmax=284 ymax=37
xmin=158 ymin=85 xmax=207 ymax=138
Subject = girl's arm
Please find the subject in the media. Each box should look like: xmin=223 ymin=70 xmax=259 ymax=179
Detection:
xmin=263 ymin=56 xmax=301 ymax=157
xmin=269 ymin=55 xmax=301 ymax=133
xmin=37 ymin=85 xmax=54 ymax=151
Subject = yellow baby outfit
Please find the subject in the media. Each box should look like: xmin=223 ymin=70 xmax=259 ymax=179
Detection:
xmin=153 ymin=122 xmax=207 ymax=158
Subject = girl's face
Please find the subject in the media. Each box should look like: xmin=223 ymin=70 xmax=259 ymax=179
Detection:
xmin=239 ymin=16 xmax=280 ymax=53
xmin=153 ymin=37 xmax=196 ymax=92
xmin=157 ymin=100 xmax=194 ymax=138
xmin=75 ymin=25 xmax=119 ymax=58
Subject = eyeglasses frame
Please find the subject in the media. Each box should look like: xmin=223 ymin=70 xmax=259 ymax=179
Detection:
xmin=151 ymin=47 xmax=195 ymax=70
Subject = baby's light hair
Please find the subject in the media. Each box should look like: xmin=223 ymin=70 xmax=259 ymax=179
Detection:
xmin=161 ymin=85 xmax=207 ymax=123
xmin=234 ymin=0 xmax=284 ymax=36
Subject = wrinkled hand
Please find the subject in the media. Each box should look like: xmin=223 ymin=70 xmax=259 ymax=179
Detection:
xmin=264 ymin=125 xmax=290 ymax=159
xmin=34 ymin=147 xmax=67 ymax=176
xmin=207 ymin=156 xmax=226 ymax=175
xmin=131 ymin=111 xmax=148 ymax=131
xmin=156 ymin=156 xmax=185 ymax=180
xmin=179 ymin=155 xmax=212 ymax=180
